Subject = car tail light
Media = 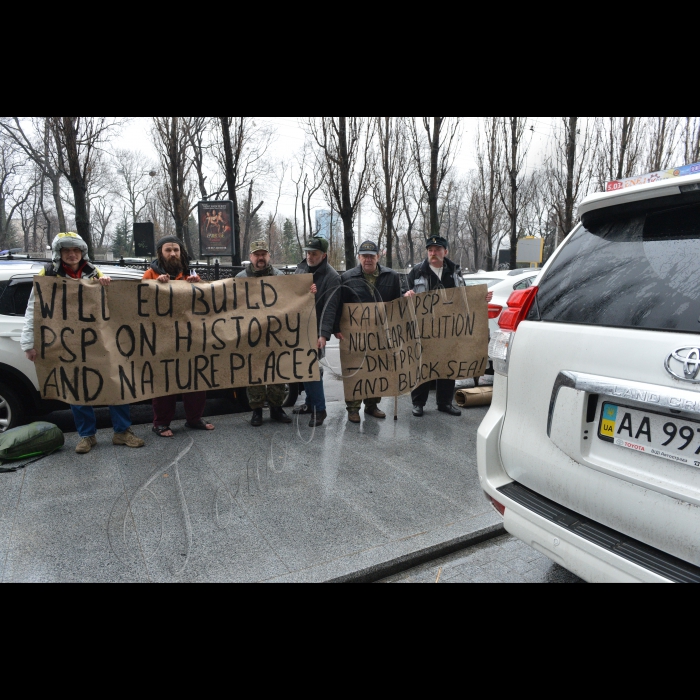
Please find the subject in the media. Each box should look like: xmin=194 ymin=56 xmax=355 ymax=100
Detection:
xmin=488 ymin=304 xmax=503 ymax=320
xmin=489 ymin=496 xmax=506 ymax=517
xmin=498 ymin=287 xmax=538 ymax=332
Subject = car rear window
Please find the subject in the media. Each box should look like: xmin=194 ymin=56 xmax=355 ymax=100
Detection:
xmin=532 ymin=202 xmax=700 ymax=334
xmin=464 ymin=278 xmax=501 ymax=288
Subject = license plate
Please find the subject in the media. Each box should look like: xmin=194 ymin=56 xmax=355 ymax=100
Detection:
xmin=599 ymin=402 xmax=700 ymax=468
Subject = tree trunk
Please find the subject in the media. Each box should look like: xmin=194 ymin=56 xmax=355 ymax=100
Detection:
xmin=429 ymin=117 xmax=442 ymax=238
xmin=564 ymin=116 xmax=578 ymax=237
xmin=338 ymin=118 xmax=356 ymax=271
xmin=219 ymin=117 xmax=242 ymax=265
xmin=509 ymin=120 xmax=519 ymax=271
xmin=60 ymin=118 xmax=93 ymax=258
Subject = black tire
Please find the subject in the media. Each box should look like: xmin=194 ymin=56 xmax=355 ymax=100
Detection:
xmin=283 ymin=383 xmax=301 ymax=409
xmin=0 ymin=382 xmax=28 ymax=434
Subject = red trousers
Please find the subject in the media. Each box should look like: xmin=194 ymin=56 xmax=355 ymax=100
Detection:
xmin=153 ymin=392 xmax=207 ymax=427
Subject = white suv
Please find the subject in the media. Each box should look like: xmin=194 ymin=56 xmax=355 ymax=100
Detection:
xmin=479 ymin=174 xmax=700 ymax=583
xmin=0 ymin=261 xmax=144 ymax=432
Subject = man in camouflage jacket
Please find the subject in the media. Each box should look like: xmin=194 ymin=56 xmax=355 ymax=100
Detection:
xmin=237 ymin=241 xmax=292 ymax=427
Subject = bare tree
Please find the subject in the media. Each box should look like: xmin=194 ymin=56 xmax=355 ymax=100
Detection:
xmin=49 ymin=117 xmax=123 ymax=257
xmin=217 ymin=117 xmax=274 ymax=265
xmin=0 ymin=117 xmax=68 ymax=233
xmin=646 ymin=117 xmax=682 ymax=172
xmin=409 ymin=117 xmax=461 ymax=241
xmin=0 ymin=135 xmax=26 ymax=249
xmin=595 ymin=117 xmax=646 ymax=187
xmin=683 ymin=117 xmax=700 ymax=164
xmin=292 ymin=143 xmax=323 ymax=259
xmin=498 ymin=117 xmax=534 ymax=270
xmin=373 ymin=117 xmax=411 ymax=269
xmin=470 ymin=118 xmax=506 ymax=271
xmin=152 ymin=117 xmax=196 ymax=256
xmin=546 ymin=117 xmax=595 ymax=247
xmin=398 ymin=175 xmax=422 ymax=268
xmin=306 ymin=117 xmax=375 ymax=270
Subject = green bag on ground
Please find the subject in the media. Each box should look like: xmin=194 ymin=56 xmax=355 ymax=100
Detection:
xmin=0 ymin=422 xmax=64 ymax=468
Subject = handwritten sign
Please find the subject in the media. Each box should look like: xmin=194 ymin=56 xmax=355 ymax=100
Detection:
xmin=339 ymin=286 xmax=489 ymax=400
xmin=33 ymin=275 xmax=320 ymax=406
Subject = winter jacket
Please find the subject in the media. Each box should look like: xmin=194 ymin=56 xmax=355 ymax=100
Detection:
xmin=236 ymin=264 xmax=284 ymax=278
xmin=341 ymin=265 xmax=407 ymax=305
xmin=143 ymin=260 xmax=187 ymax=281
xmin=21 ymin=263 xmax=105 ymax=352
xmin=407 ymin=258 xmax=465 ymax=294
xmin=295 ymin=257 xmax=341 ymax=340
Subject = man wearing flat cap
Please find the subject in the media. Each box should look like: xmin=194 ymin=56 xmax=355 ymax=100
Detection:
xmin=404 ymin=236 xmax=466 ymax=418
xmin=294 ymin=236 xmax=342 ymax=428
xmin=340 ymin=241 xmax=407 ymax=424
xmin=237 ymin=241 xmax=292 ymax=427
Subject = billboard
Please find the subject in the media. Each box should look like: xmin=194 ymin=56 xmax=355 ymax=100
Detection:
xmin=607 ymin=162 xmax=700 ymax=193
xmin=517 ymin=238 xmax=544 ymax=265
xmin=198 ymin=201 xmax=235 ymax=257
xmin=133 ymin=223 xmax=155 ymax=258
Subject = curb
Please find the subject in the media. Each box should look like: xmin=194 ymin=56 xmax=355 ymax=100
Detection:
xmin=328 ymin=521 xmax=506 ymax=584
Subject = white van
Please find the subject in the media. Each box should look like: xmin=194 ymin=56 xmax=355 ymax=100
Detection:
xmin=0 ymin=261 xmax=144 ymax=432
xmin=479 ymin=173 xmax=700 ymax=583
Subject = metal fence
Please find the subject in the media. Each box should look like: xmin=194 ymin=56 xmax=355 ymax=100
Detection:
xmin=116 ymin=259 xmax=248 ymax=281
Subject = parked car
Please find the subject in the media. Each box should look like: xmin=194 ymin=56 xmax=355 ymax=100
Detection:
xmin=479 ymin=173 xmax=700 ymax=583
xmin=0 ymin=262 xmax=145 ymax=432
xmin=464 ymin=270 xmax=540 ymax=335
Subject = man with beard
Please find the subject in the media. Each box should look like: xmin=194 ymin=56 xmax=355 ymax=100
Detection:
xmin=236 ymin=241 xmax=292 ymax=427
xmin=143 ymin=237 xmax=216 ymax=438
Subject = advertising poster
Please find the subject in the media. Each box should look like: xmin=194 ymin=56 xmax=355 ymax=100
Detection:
xmin=199 ymin=201 xmax=235 ymax=257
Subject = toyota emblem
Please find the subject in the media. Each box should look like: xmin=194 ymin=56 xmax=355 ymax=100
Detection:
xmin=666 ymin=347 xmax=700 ymax=383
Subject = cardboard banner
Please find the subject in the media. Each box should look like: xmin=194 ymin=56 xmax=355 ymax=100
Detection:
xmin=33 ymin=275 xmax=320 ymax=406
xmin=339 ymin=287 xmax=489 ymax=401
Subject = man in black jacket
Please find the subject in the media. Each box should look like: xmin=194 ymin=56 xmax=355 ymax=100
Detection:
xmin=405 ymin=236 xmax=465 ymax=418
xmin=341 ymin=241 xmax=406 ymax=424
xmin=294 ymin=236 xmax=342 ymax=428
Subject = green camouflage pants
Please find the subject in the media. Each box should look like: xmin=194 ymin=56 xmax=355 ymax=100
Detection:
xmin=248 ymin=384 xmax=287 ymax=409
xmin=346 ymin=398 xmax=381 ymax=413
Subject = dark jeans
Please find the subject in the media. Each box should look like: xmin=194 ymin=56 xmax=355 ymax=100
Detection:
xmin=153 ymin=392 xmax=207 ymax=427
xmin=71 ymin=405 xmax=132 ymax=438
xmin=412 ymin=380 xmax=456 ymax=408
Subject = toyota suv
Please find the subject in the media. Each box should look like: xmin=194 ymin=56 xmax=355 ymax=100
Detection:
xmin=0 ymin=261 xmax=144 ymax=432
xmin=479 ymin=173 xmax=700 ymax=583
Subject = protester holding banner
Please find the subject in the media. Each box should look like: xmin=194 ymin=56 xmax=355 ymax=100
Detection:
xmin=21 ymin=233 xmax=146 ymax=454
xmin=143 ymin=237 xmax=215 ymax=438
xmin=237 ymin=241 xmax=292 ymax=427
xmin=294 ymin=236 xmax=341 ymax=428
xmin=405 ymin=237 xmax=467 ymax=418
xmin=340 ymin=241 xmax=407 ymax=424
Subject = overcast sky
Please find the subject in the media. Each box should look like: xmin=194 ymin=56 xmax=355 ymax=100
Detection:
xmin=116 ymin=117 xmax=556 ymax=232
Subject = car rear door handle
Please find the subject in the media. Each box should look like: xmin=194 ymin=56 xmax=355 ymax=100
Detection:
xmin=0 ymin=331 xmax=22 ymax=340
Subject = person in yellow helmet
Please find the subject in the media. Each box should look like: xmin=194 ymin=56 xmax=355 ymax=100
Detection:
xmin=21 ymin=233 xmax=146 ymax=455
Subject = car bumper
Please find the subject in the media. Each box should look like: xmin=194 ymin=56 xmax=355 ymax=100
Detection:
xmin=477 ymin=375 xmax=691 ymax=584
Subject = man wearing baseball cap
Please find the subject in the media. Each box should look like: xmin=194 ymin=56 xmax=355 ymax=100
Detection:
xmin=404 ymin=236 xmax=466 ymax=418
xmin=340 ymin=241 xmax=406 ymax=424
xmin=294 ymin=236 xmax=342 ymax=428
xmin=237 ymin=241 xmax=292 ymax=427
